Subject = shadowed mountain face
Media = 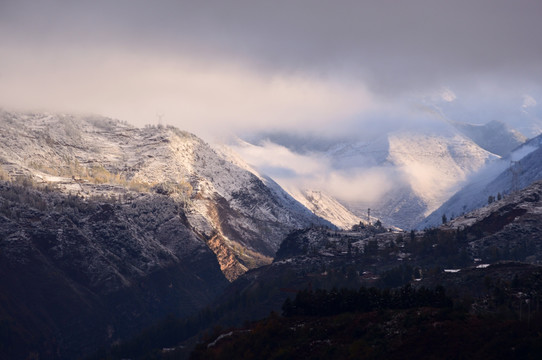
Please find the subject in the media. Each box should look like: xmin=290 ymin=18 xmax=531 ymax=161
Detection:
xmin=0 ymin=183 xmax=228 ymax=359
xmin=74 ymin=169 xmax=542 ymax=358
xmin=443 ymin=179 xmax=542 ymax=264
xmin=218 ymin=179 xmax=542 ymax=327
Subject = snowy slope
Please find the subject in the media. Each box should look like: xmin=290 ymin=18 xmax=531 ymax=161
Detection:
xmin=240 ymin=116 xmax=529 ymax=230
xmin=335 ymin=130 xmax=497 ymax=229
xmin=452 ymin=120 xmax=527 ymax=156
xmin=286 ymin=188 xmax=363 ymax=230
xmin=0 ymin=110 xmax=329 ymax=280
xmin=214 ymin=143 xmax=333 ymax=228
xmin=419 ymin=134 xmax=542 ymax=229
xmin=387 ymin=132 xmax=496 ymax=212
xmin=217 ymin=140 xmax=360 ymax=230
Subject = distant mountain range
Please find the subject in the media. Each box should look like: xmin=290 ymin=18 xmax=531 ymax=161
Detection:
xmin=452 ymin=119 xmax=526 ymax=156
xmin=242 ymin=117 xmax=525 ymax=229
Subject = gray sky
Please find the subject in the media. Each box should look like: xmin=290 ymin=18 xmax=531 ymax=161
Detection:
xmin=1 ymin=0 xmax=541 ymax=135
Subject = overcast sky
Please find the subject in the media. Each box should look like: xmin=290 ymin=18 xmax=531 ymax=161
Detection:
xmin=1 ymin=0 xmax=541 ymax=135
xmin=1 ymin=1 xmax=542 ymax=204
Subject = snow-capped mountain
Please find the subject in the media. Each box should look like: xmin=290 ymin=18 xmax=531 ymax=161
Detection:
xmin=420 ymin=133 xmax=542 ymax=229
xmin=244 ymin=124 xmax=500 ymax=230
xmin=0 ymin=110 xmax=344 ymax=357
xmin=348 ymin=126 xmax=528 ymax=229
xmin=0 ymin=110 xmax=329 ymax=280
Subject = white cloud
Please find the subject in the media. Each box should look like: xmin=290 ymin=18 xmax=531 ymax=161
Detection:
xmin=231 ymin=140 xmax=397 ymax=204
xmin=522 ymin=94 xmax=537 ymax=109
xmin=231 ymin=140 xmax=329 ymax=178
xmin=324 ymin=169 xmax=395 ymax=204
xmin=440 ymin=88 xmax=457 ymax=102
xmin=0 ymin=46 xmax=376 ymax=140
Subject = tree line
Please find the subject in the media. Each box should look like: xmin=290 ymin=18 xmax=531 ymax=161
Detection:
xmin=282 ymin=284 xmax=452 ymax=317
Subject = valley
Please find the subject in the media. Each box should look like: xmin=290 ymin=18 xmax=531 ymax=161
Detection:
xmin=237 ymin=118 xmax=520 ymax=229
xmin=3 ymin=2 xmax=542 ymax=359
xmin=2 ymin=110 xmax=542 ymax=359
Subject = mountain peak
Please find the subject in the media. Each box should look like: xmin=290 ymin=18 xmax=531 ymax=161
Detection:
xmin=0 ymin=110 xmax=331 ymax=281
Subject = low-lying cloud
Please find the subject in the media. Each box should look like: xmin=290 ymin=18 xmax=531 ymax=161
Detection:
xmin=231 ymin=140 xmax=398 ymax=204
xmin=0 ymin=46 xmax=375 ymax=140
xmin=1 ymin=1 xmax=541 ymax=140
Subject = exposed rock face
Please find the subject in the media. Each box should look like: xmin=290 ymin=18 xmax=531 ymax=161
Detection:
xmin=0 ymin=182 xmax=228 ymax=359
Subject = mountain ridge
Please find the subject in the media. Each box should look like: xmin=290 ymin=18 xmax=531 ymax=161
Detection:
xmin=0 ymin=110 xmax=332 ymax=280
xmin=420 ymin=133 xmax=542 ymax=229
xmin=240 ymin=117 xmax=532 ymax=230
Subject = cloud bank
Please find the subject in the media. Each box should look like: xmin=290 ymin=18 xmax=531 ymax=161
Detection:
xmin=1 ymin=0 xmax=541 ymax=207
xmin=232 ymin=140 xmax=397 ymax=204
xmin=1 ymin=1 xmax=541 ymax=135
xmin=0 ymin=46 xmax=373 ymax=139
xmin=3 ymin=0 xmax=541 ymax=90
